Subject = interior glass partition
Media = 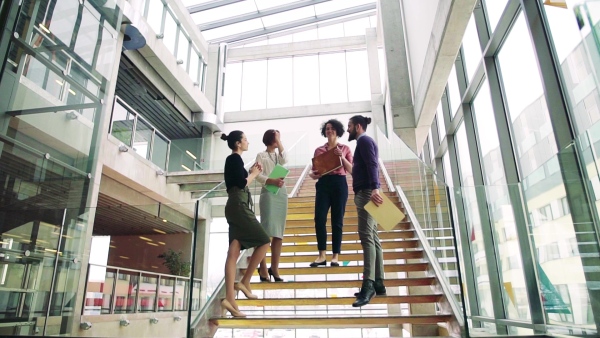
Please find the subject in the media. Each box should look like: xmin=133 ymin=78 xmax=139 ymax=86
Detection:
xmin=0 ymin=0 xmax=122 ymax=335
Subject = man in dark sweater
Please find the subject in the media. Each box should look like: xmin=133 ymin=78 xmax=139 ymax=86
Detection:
xmin=347 ymin=115 xmax=386 ymax=307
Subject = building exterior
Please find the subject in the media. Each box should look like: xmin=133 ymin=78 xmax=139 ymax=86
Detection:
xmin=0 ymin=0 xmax=598 ymax=337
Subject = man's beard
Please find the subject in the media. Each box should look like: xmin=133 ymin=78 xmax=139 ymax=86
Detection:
xmin=348 ymin=130 xmax=357 ymax=141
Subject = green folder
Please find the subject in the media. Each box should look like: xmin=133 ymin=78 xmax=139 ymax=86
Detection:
xmin=265 ymin=164 xmax=290 ymax=194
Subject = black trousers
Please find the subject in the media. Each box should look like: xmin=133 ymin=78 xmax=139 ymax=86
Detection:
xmin=314 ymin=175 xmax=349 ymax=253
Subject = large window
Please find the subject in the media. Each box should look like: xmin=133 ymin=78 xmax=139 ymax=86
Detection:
xmin=224 ymin=50 xmax=371 ymax=111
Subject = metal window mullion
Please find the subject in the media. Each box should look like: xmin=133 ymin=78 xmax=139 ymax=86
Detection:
xmin=463 ymin=103 xmax=508 ymax=334
xmin=149 ymin=129 xmax=156 ymax=161
xmin=42 ymin=208 xmax=67 ymax=336
xmin=131 ymin=110 xmax=138 ymax=149
xmin=110 ymin=268 xmax=118 ymax=314
xmin=483 ymin=55 xmax=545 ymax=330
xmin=172 ymin=278 xmax=176 ymax=312
xmin=154 ymin=275 xmax=160 ymax=312
xmin=446 ymin=135 xmax=481 ymax=325
xmin=134 ymin=271 xmax=141 ymax=313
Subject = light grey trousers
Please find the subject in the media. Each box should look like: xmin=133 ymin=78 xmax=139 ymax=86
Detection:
xmin=354 ymin=189 xmax=385 ymax=281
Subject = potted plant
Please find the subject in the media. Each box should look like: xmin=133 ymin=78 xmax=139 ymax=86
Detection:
xmin=158 ymin=249 xmax=191 ymax=277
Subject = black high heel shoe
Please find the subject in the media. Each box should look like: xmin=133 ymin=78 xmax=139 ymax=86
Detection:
xmin=268 ymin=267 xmax=284 ymax=282
xmin=257 ymin=268 xmax=270 ymax=282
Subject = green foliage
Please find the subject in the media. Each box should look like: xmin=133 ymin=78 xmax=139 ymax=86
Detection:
xmin=158 ymin=249 xmax=191 ymax=277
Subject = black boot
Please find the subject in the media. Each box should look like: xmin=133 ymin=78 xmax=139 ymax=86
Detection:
xmin=374 ymin=278 xmax=387 ymax=296
xmin=354 ymin=278 xmax=387 ymax=297
xmin=352 ymin=279 xmax=375 ymax=307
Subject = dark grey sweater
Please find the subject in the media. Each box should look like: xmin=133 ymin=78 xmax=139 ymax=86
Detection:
xmin=352 ymin=134 xmax=380 ymax=193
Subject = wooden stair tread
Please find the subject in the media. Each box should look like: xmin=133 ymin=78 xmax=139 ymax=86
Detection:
xmin=264 ymin=250 xmax=423 ymax=264
xmin=237 ymin=295 xmax=443 ymax=306
xmin=250 ymin=277 xmax=436 ymax=289
xmin=267 ymin=263 xmax=429 ymax=275
xmin=281 ymin=240 xmax=419 ymax=252
xmin=284 ymin=223 xmax=411 ymax=234
xmin=211 ymin=314 xmax=453 ymax=328
xmin=282 ymin=231 xmax=414 ymax=243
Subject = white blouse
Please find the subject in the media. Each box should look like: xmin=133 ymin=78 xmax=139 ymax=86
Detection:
xmin=255 ymin=151 xmax=288 ymax=186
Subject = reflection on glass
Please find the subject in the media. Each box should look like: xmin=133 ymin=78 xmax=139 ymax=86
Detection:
xmin=455 ymin=123 xmax=495 ymax=319
xmin=499 ymin=12 xmax=598 ymax=329
xmin=133 ymin=117 xmax=153 ymax=159
xmin=448 ymin=64 xmax=462 ymax=118
xmin=111 ymin=101 xmax=134 ymax=146
xmin=472 ymin=80 xmax=531 ymax=320
xmin=436 ymin=101 xmax=446 ymax=143
xmin=151 ymin=132 xmax=169 ymax=169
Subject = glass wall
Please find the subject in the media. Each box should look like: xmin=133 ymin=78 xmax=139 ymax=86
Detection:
xmin=224 ymin=50 xmax=371 ymax=112
xmin=432 ymin=0 xmax=600 ymax=335
xmin=0 ymin=0 xmax=123 ymax=335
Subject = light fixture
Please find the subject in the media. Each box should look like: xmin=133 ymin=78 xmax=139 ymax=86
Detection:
xmin=162 ymin=219 xmax=167 ymax=223
xmin=156 ymin=33 xmax=164 ymax=39
xmin=181 ymin=164 xmax=191 ymax=171
xmin=150 ymin=318 xmax=159 ymax=324
xmin=39 ymin=24 xmax=51 ymax=34
xmin=177 ymin=59 xmax=184 ymax=64
xmin=193 ymin=82 xmax=199 ymax=87
xmin=118 ymin=144 xmax=129 ymax=152
xmin=119 ymin=256 xmax=130 ymax=259
xmin=174 ymin=316 xmax=182 ymax=321
xmin=156 ymin=169 xmax=165 ymax=176
xmin=147 ymin=242 xmax=159 ymax=246
xmin=153 ymin=229 xmax=166 ymax=234
xmin=138 ymin=236 xmax=152 ymax=241
xmin=119 ymin=319 xmax=130 ymax=327
xmin=213 ymin=130 xmax=222 ymax=137
xmin=80 ymin=322 xmax=92 ymax=330
xmin=185 ymin=150 xmax=197 ymax=160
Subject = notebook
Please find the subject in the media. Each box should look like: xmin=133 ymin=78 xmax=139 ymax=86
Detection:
xmin=312 ymin=147 xmax=343 ymax=176
xmin=265 ymin=164 xmax=290 ymax=194
xmin=364 ymin=193 xmax=406 ymax=231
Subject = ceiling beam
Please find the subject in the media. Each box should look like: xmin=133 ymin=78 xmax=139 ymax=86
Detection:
xmin=187 ymin=0 xmax=245 ymax=15
xmin=198 ymin=0 xmax=332 ymax=31
xmin=228 ymin=10 xmax=374 ymax=47
xmin=209 ymin=2 xmax=376 ymax=44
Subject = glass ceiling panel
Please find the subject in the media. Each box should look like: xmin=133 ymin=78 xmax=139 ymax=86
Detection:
xmin=261 ymin=6 xmax=316 ymax=27
xmin=182 ymin=0 xmax=213 ymax=5
xmin=188 ymin=0 xmax=376 ymax=43
xmin=314 ymin=0 xmax=373 ymax=15
xmin=201 ymin=18 xmax=264 ymax=41
xmin=191 ymin=1 xmax=257 ymax=24
xmin=254 ymin=0 xmax=298 ymax=11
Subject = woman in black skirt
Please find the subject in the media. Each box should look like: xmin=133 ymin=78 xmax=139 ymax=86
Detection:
xmin=220 ymin=131 xmax=270 ymax=317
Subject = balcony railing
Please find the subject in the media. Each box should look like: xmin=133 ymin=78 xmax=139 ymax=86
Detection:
xmin=83 ymin=263 xmax=201 ymax=315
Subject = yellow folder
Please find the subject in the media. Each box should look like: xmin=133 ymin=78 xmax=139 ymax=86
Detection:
xmin=364 ymin=193 xmax=406 ymax=231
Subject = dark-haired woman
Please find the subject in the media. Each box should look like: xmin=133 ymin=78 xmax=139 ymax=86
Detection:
xmin=220 ymin=131 xmax=270 ymax=317
xmin=255 ymin=130 xmax=288 ymax=282
xmin=309 ymin=119 xmax=353 ymax=267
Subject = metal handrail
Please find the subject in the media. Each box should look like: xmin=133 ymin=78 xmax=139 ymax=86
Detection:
xmin=289 ymin=161 xmax=311 ymax=198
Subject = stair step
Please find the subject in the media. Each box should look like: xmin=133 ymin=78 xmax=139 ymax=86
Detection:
xmin=281 ymin=240 xmax=419 ymax=252
xmin=290 ymin=192 xmax=396 ymax=203
xmin=287 ymin=211 xmax=359 ymax=220
xmin=282 ymin=231 xmax=414 ymax=244
xmin=265 ymin=250 xmax=423 ymax=264
xmin=285 ymin=217 xmax=411 ymax=228
xmin=237 ymin=295 xmax=442 ymax=307
xmin=211 ymin=314 xmax=453 ymax=328
xmin=284 ymin=223 xmax=411 ymax=234
xmin=270 ymin=263 xmax=429 ymax=276
xmin=251 ymin=277 xmax=435 ymax=290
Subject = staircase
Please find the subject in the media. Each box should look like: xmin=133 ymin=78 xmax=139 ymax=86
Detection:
xmin=209 ymin=170 xmax=456 ymax=337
